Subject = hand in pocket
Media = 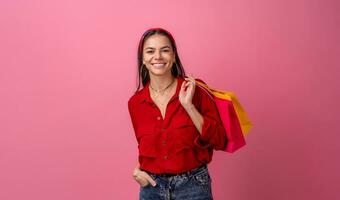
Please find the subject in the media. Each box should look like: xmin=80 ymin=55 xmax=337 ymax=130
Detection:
xmin=132 ymin=164 xmax=156 ymax=187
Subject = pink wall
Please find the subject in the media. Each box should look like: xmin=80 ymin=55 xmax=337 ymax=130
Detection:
xmin=1 ymin=0 xmax=339 ymax=199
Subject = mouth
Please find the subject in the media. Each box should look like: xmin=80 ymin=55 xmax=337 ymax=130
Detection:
xmin=152 ymin=63 xmax=167 ymax=67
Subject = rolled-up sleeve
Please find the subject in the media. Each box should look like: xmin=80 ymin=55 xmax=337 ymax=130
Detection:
xmin=194 ymin=86 xmax=228 ymax=150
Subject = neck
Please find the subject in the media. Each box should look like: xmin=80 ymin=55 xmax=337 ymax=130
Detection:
xmin=149 ymin=74 xmax=176 ymax=91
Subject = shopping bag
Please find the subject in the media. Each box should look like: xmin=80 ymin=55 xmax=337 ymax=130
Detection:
xmin=195 ymin=78 xmax=252 ymax=153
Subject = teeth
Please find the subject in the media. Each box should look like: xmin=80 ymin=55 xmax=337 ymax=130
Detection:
xmin=153 ymin=63 xmax=166 ymax=67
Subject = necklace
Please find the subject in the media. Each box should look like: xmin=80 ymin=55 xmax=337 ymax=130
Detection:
xmin=149 ymin=78 xmax=175 ymax=94
xmin=149 ymin=78 xmax=176 ymax=106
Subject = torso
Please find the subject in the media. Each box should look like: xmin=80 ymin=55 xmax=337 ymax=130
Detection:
xmin=128 ymin=76 xmax=219 ymax=174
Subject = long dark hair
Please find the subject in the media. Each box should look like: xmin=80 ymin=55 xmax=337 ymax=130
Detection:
xmin=135 ymin=28 xmax=186 ymax=93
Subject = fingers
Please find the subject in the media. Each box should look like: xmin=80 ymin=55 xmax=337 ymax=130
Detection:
xmin=143 ymin=172 xmax=157 ymax=186
xmin=180 ymin=81 xmax=192 ymax=93
xmin=183 ymin=74 xmax=195 ymax=87
xmin=185 ymin=74 xmax=196 ymax=82
xmin=181 ymin=81 xmax=186 ymax=89
xmin=133 ymin=169 xmax=157 ymax=187
xmin=185 ymin=74 xmax=196 ymax=87
xmin=135 ymin=175 xmax=150 ymax=187
xmin=185 ymin=79 xmax=195 ymax=91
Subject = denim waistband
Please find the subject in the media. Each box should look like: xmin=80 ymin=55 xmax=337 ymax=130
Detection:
xmin=145 ymin=164 xmax=207 ymax=179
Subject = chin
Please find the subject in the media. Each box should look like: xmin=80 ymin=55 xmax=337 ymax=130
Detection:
xmin=149 ymin=69 xmax=172 ymax=77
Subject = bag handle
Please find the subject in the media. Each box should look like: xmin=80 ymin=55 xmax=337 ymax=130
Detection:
xmin=195 ymin=79 xmax=228 ymax=94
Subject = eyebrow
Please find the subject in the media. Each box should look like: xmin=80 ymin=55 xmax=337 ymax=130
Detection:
xmin=144 ymin=46 xmax=171 ymax=50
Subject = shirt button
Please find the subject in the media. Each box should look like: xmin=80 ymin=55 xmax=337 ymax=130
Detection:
xmin=161 ymin=128 xmax=166 ymax=132
xmin=162 ymin=140 xmax=167 ymax=145
xmin=163 ymin=155 xmax=168 ymax=160
xmin=157 ymin=116 xmax=161 ymax=120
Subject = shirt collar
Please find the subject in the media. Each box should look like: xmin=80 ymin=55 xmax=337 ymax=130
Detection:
xmin=138 ymin=76 xmax=184 ymax=104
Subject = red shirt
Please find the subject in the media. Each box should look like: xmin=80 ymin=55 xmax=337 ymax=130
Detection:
xmin=128 ymin=76 xmax=227 ymax=174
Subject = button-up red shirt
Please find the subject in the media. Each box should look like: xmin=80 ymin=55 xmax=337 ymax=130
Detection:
xmin=128 ymin=76 xmax=227 ymax=174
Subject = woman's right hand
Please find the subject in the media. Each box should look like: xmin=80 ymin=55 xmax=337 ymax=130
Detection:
xmin=132 ymin=163 xmax=157 ymax=187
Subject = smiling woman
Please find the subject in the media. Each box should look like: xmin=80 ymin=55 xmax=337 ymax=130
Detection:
xmin=128 ymin=27 xmax=227 ymax=200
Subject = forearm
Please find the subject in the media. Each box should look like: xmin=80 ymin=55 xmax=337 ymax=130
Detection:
xmin=183 ymin=102 xmax=227 ymax=150
xmin=183 ymin=103 xmax=203 ymax=135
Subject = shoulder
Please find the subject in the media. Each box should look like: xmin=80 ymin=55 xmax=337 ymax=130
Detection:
xmin=194 ymin=77 xmax=216 ymax=108
xmin=188 ymin=77 xmax=208 ymax=108
xmin=194 ymin=78 xmax=209 ymax=97
xmin=128 ymin=89 xmax=143 ymax=108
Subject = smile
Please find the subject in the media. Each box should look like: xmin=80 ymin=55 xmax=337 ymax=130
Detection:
xmin=152 ymin=63 xmax=166 ymax=67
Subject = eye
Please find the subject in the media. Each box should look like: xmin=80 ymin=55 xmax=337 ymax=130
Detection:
xmin=146 ymin=51 xmax=154 ymax=54
xmin=162 ymin=49 xmax=170 ymax=52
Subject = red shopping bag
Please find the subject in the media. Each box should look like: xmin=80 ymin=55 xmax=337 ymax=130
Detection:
xmin=195 ymin=78 xmax=252 ymax=153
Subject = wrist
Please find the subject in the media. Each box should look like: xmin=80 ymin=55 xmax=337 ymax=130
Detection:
xmin=183 ymin=103 xmax=195 ymax=111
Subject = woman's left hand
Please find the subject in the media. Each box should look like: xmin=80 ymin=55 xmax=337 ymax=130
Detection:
xmin=179 ymin=74 xmax=196 ymax=109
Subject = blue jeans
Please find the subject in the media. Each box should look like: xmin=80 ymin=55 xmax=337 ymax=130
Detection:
xmin=139 ymin=165 xmax=213 ymax=200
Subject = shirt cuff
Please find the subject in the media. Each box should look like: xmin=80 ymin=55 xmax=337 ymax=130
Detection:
xmin=193 ymin=115 xmax=216 ymax=149
xmin=194 ymin=135 xmax=211 ymax=149
xmin=197 ymin=115 xmax=227 ymax=150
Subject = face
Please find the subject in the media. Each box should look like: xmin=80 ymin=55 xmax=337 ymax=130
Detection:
xmin=142 ymin=34 xmax=176 ymax=78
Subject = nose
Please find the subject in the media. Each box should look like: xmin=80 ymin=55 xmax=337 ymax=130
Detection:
xmin=154 ymin=50 xmax=162 ymax=59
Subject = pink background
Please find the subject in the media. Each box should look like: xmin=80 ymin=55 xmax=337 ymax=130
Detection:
xmin=1 ymin=0 xmax=339 ymax=199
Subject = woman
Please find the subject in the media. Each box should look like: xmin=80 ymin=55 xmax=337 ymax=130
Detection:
xmin=128 ymin=27 xmax=227 ymax=200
